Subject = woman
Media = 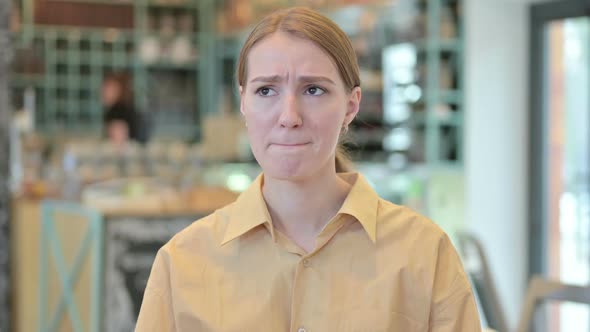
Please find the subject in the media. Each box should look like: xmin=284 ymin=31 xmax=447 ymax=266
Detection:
xmin=102 ymin=72 xmax=143 ymax=146
xmin=136 ymin=7 xmax=481 ymax=332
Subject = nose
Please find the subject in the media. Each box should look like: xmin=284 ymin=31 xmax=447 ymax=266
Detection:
xmin=278 ymin=94 xmax=302 ymax=128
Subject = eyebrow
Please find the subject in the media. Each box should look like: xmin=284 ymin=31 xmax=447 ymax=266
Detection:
xmin=299 ymin=75 xmax=336 ymax=85
xmin=249 ymin=75 xmax=336 ymax=85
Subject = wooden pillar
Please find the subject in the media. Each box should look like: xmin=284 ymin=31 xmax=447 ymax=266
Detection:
xmin=0 ymin=0 xmax=12 ymax=330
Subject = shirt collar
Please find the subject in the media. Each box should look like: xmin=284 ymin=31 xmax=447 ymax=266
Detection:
xmin=221 ymin=172 xmax=379 ymax=246
xmin=336 ymin=173 xmax=379 ymax=243
xmin=221 ymin=173 xmax=273 ymax=246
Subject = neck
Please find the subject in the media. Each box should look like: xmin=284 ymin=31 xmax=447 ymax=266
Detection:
xmin=262 ymin=167 xmax=352 ymax=242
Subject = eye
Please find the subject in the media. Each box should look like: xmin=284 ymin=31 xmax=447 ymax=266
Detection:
xmin=256 ymin=87 xmax=277 ymax=96
xmin=305 ymin=86 xmax=326 ymax=96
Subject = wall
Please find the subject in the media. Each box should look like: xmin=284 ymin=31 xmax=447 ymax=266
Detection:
xmin=464 ymin=0 xmax=561 ymax=327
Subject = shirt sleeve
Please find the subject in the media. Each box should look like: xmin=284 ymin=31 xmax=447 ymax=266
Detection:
xmin=428 ymin=234 xmax=482 ymax=332
xmin=135 ymin=248 xmax=176 ymax=332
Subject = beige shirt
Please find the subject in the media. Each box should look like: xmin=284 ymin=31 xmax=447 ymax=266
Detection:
xmin=136 ymin=173 xmax=481 ymax=332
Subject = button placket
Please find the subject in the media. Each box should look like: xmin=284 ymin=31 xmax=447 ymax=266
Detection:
xmin=302 ymin=259 xmax=311 ymax=268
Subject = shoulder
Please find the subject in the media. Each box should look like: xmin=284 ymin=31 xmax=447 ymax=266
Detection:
xmin=145 ymin=203 xmax=237 ymax=291
xmin=376 ymin=198 xmax=447 ymax=244
xmin=374 ymin=199 xmax=458 ymax=271
xmin=160 ymin=202 xmax=236 ymax=257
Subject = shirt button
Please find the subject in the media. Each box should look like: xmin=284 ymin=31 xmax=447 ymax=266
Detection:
xmin=303 ymin=259 xmax=311 ymax=268
xmin=298 ymin=328 xmax=306 ymax=332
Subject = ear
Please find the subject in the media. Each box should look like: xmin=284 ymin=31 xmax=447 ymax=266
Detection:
xmin=343 ymin=86 xmax=361 ymax=126
xmin=239 ymin=85 xmax=245 ymax=116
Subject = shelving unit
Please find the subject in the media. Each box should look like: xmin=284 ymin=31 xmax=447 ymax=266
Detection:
xmin=376 ymin=0 xmax=464 ymax=166
xmin=12 ymin=27 xmax=133 ymax=134
xmin=10 ymin=0 xmax=464 ymax=164
xmin=10 ymin=0 xmax=217 ymax=140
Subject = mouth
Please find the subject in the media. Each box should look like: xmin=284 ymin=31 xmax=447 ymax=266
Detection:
xmin=273 ymin=143 xmax=309 ymax=146
xmin=270 ymin=142 xmax=311 ymax=148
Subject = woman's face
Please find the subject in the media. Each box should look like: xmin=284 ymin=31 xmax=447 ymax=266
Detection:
xmin=240 ymin=32 xmax=361 ymax=181
xmin=102 ymin=79 xmax=121 ymax=107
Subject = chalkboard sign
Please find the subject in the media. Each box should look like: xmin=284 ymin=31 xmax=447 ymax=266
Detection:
xmin=103 ymin=216 xmax=198 ymax=332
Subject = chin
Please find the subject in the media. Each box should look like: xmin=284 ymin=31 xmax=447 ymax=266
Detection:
xmin=260 ymin=156 xmax=335 ymax=183
xmin=257 ymin=157 xmax=310 ymax=181
xmin=264 ymin=163 xmax=305 ymax=181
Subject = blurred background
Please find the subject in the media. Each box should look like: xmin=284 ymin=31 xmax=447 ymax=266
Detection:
xmin=0 ymin=0 xmax=588 ymax=331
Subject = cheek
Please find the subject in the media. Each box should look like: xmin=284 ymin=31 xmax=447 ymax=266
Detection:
xmin=243 ymin=94 xmax=279 ymax=123
xmin=245 ymin=123 xmax=266 ymax=148
xmin=316 ymin=120 xmax=342 ymax=151
xmin=242 ymin=101 xmax=275 ymax=150
xmin=308 ymin=100 xmax=347 ymax=141
xmin=243 ymin=92 xmax=276 ymax=112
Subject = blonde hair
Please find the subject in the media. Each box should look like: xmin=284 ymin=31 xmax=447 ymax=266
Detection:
xmin=237 ymin=7 xmax=360 ymax=173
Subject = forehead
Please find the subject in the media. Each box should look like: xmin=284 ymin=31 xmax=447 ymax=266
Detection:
xmin=247 ymin=32 xmax=340 ymax=79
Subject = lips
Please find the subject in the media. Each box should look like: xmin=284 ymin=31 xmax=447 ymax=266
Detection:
xmin=273 ymin=143 xmax=309 ymax=146
xmin=269 ymin=142 xmax=311 ymax=149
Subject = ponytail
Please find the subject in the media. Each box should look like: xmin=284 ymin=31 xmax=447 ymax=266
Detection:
xmin=335 ymin=145 xmax=353 ymax=173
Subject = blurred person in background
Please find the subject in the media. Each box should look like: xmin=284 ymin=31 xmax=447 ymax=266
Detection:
xmin=102 ymin=72 xmax=146 ymax=147
xmin=136 ymin=7 xmax=481 ymax=331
